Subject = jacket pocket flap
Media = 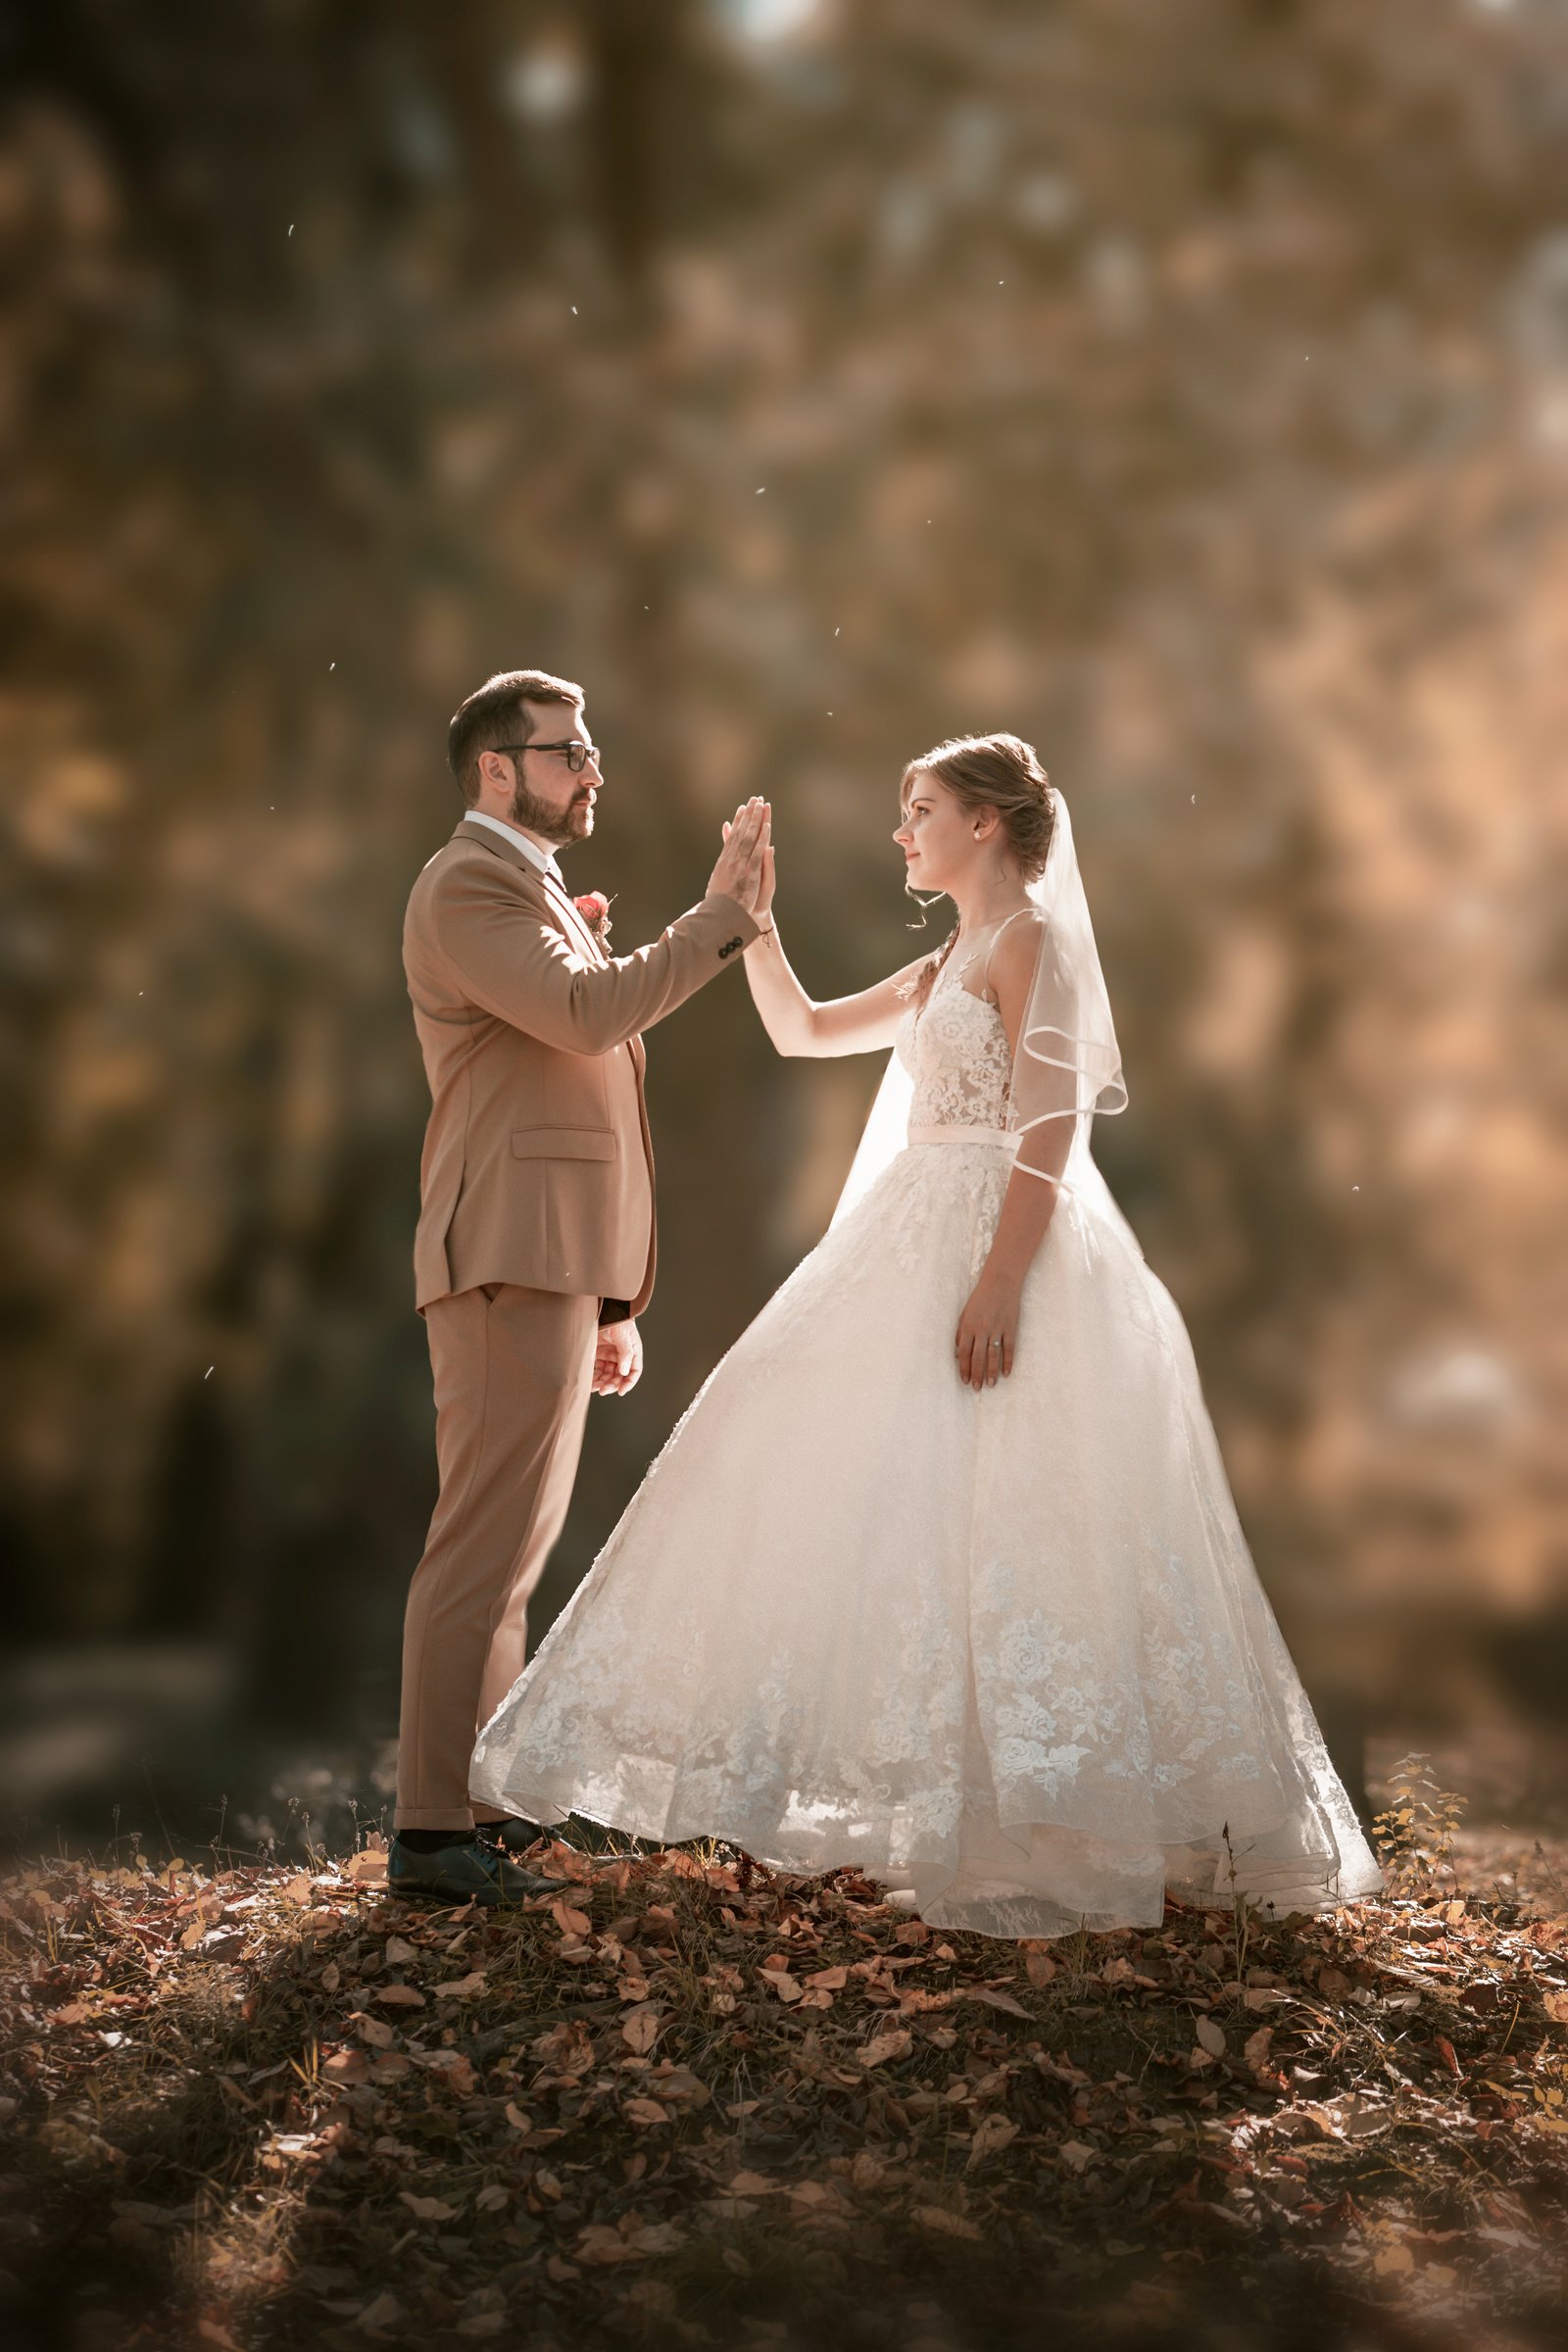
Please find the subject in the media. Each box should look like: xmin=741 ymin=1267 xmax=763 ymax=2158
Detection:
xmin=512 ymin=1126 xmax=616 ymax=1161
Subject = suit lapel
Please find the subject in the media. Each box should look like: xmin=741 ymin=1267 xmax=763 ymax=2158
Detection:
xmin=454 ymin=818 xmax=607 ymax=967
xmin=539 ymin=869 xmax=609 ymax=968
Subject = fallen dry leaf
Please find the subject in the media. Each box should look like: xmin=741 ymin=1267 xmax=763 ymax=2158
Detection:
xmin=967 ymin=2114 xmax=1021 ymax=2167
xmin=914 ymin=2205 xmax=984 ymax=2241
xmin=416 ymin=2048 xmax=477 ymax=2095
xmin=967 ymin=1986 xmax=1031 ymax=2020
xmin=620 ymin=2004 xmax=661 ymax=2054
xmin=622 ymin=2096 xmax=670 ymax=2128
xmin=650 ymin=2064 xmax=710 ymax=2107
xmin=857 ymin=2027 xmax=913 ymax=2068
xmin=398 ymin=2192 xmax=458 ymax=2223
xmin=534 ymin=2021 xmax=595 ymax=2074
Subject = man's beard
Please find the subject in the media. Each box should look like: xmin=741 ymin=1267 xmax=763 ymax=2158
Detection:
xmin=510 ymin=776 xmax=587 ymax=848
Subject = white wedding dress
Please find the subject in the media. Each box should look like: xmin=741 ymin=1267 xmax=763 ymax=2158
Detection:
xmin=471 ymin=935 xmax=1383 ymax=1939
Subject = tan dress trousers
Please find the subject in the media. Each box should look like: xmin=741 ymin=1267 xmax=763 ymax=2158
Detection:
xmin=395 ymin=1283 xmax=598 ymax=1833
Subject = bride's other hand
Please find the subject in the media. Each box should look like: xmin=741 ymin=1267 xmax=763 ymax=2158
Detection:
xmin=593 ymin=1317 xmax=643 ymax=1397
xmin=955 ymin=1276 xmax=1018 ymax=1391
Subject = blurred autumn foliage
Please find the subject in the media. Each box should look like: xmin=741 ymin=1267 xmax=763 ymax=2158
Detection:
xmin=2 ymin=0 xmax=1565 ymax=1819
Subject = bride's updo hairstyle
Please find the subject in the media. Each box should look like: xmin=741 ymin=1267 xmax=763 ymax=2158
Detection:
xmin=900 ymin=731 xmax=1055 ymax=1005
xmin=901 ymin=730 xmax=1054 ymax=884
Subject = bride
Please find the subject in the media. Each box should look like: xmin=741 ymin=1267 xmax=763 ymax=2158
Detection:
xmin=470 ymin=732 xmax=1383 ymax=1938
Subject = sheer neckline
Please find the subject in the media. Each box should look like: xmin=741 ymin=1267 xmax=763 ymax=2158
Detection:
xmin=914 ymin=953 xmax=1010 ymax=1038
xmin=949 ymin=906 xmax=1035 ymax=1000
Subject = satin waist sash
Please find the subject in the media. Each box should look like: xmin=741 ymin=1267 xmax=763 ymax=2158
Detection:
xmin=906 ymin=1124 xmax=1020 ymax=1153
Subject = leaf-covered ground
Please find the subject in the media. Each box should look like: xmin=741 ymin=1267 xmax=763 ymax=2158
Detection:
xmin=2 ymin=1821 xmax=1565 ymax=2352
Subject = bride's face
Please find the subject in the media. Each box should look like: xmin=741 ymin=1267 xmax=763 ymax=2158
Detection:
xmin=894 ymin=769 xmax=982 ymax=895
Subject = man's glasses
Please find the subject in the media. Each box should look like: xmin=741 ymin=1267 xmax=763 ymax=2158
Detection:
xmin=495 ymin=740 xmax=600 ymax=774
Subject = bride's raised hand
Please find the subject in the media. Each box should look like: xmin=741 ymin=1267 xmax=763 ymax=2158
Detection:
xmin=753 ymin=838 xmax=775 ymax=922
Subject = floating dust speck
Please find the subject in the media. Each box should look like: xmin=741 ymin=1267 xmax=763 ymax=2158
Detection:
xmin=329 ymin=662 xmax=335 ymax=671
xmin=204 ymin=1367 xmax=215 ymax=1380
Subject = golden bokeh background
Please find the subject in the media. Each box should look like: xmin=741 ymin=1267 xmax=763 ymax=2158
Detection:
xmin=3 ymin=0 xmax=1564 ymax=1852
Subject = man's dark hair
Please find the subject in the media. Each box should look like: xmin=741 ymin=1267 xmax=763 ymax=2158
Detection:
xmin=447 ymin=669 xmax=584 ymax=808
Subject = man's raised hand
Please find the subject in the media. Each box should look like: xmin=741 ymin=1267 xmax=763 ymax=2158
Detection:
xmin=710 ymin=797 xmax=771 ymax=915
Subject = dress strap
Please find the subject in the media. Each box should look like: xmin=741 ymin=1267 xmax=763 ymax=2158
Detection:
xmin=979 ymin=906 xmax=1036 ymax=1003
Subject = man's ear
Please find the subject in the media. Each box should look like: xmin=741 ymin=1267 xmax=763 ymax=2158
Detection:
xmin=475 ymin=749 xmax=511 ymax=800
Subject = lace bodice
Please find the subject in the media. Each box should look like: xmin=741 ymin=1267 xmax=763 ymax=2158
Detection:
xmin=895 ymin=935 xmax=1014 ymax=1133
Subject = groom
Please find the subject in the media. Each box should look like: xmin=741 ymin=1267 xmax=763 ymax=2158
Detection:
xmin=390 ymin=668 xmax=768 ymax=1903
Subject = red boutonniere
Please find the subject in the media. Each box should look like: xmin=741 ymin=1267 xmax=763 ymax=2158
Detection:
xmin=573 ymin=890 xmax=613 ymax=948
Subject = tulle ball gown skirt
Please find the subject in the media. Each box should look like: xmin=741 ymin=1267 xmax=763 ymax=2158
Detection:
xmin=470 ymin=1138 xmax=1383 ymax=1939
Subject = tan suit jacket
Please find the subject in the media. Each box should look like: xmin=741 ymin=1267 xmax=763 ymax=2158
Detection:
xmin=403 ymin=816 xmax=757 ymax=1317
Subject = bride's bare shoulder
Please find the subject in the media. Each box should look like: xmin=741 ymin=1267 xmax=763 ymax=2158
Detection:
xmin=989 ymin=906 xmax=1047 ymax=972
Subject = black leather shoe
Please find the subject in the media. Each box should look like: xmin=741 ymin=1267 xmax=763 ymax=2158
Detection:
xmin=475 ymin=1815 xmax=550 ymax=1857
xmin=476 ymin=1813 xmax=656 ymax=1860
xmin=388 ymin=1833 xmax=564 ymax=1906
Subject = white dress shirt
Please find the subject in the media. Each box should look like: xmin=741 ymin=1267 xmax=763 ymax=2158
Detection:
xmin=465 ymin=809 xmax=564 ymax=886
